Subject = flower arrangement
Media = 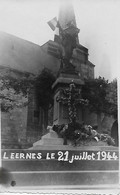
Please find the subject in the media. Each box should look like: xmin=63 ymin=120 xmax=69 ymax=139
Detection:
xmin=52 ymin=122 xmax=115 ymax=146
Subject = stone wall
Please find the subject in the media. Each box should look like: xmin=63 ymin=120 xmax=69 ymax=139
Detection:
xmin=1 ymin=106 xmax=28 ymax=149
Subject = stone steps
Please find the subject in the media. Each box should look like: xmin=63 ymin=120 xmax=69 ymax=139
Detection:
xmin=33 ymin=130 xmax=64 ymax=146
xmin=2 ymin=171 xmax=119 ymax=186
xmin=33 ymin=138 xmax=63 ymax=146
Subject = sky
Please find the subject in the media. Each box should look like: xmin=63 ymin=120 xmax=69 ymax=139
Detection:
xmin=0 ymin=0 xmax=119 ymax=81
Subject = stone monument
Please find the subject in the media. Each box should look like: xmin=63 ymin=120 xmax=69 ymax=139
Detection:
xmin=29 ymin=2 xmax=119 ymax=186
xmin=32 ymin=13 xmax=88 ymax=148
xmin=52 ymin=22 xmax=85 ymax=126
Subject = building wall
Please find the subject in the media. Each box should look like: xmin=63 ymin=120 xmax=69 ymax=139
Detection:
xmin=0 ymin=32 xmax=60 ymax=75
xmin=1 ymin=106 xmax=28 ymax=149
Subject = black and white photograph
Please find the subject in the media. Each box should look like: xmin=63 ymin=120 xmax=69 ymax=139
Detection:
xmin=0 ymin=0 xmax=119 ymax=193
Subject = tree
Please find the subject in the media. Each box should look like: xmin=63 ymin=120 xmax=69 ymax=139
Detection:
xmin=0 ymin=74 xmax=34 ymax=112
xmin=82 ymin=76 xmax=109 ymax=131
xmin=105 ymin=78 xmax=117 ymax=119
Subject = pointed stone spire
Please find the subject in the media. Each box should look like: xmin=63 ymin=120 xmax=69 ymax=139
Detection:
xmin=58 ymin=0 xmax=79 ymax=43
xmin=58 ymin=0 xmax=77 ymax=28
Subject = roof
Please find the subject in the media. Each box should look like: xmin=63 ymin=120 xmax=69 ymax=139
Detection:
xmin=87 ymin=60 xmax=95 ymax=67
xmin=0 ymin=31 xmax=60 ymax=75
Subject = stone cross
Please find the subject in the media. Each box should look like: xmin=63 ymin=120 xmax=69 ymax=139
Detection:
xmin=56 ymin=81 xmax=88 ymax=125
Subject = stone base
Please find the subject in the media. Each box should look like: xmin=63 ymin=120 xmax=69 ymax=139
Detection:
xmin=31 ymin=129 xmax=113 ymax=150
xmin=32 ymin=130 xmax=64 ymax=148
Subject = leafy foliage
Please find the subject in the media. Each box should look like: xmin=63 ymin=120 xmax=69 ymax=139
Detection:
xmin=1 ymin=74 xmax=34 ymax=96
xmin=82 ymin=77 xmax=110 ymax=114
xmin=0 ymin=68 xmax=55 ymax=113
xmin=0 ymin=74 xmax=34 ymax=112
xmin=106 ymin=79 xmax=117 ymax=118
